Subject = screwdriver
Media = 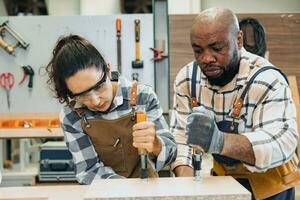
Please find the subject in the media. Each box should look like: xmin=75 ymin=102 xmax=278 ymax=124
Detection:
xmin=136 ymin=108 xmax=148 ymax=179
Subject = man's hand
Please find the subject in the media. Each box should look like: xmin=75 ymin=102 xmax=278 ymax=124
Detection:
xmin=173 ymin=166 xmax=194 ymax=177
xmin=132 ymin=121 xmax=162 ymax=156
xmin=186 ymin=107 xmax=224 ymax=154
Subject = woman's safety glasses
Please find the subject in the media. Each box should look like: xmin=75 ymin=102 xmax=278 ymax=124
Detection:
xmin=69 ymin=69 xmax=107 ymax=101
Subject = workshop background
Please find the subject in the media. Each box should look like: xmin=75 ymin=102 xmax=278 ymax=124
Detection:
xmin=0 ymin=0 xmax=299 ymax=198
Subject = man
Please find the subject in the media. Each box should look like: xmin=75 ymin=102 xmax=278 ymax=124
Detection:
xmin=171 ymin=7 xmax=300 ymax=200
xmin=46 ymin=35 xmax=177 ymax=184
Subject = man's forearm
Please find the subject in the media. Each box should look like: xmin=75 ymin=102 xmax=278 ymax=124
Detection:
xmin=220 ymin=134 xmax=255 ymax=165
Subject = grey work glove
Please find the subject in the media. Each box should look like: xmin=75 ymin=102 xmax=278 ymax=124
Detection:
xmin=186 ymin=107 xmax=224 ymax=154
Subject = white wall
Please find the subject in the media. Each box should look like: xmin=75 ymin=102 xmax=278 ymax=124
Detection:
xmin=202 ymin=0 xmax=300 ymax=13
xmin=46 ymin=0 xmax=120 ymax=15
xmin=0 ymin=0 xmax=7 ymax=16
xmin=168 ymin=0 xmax=300 ymax=14
xmin=80 ymin=0 xmax=120 ymax=15
xmin=46 ymin=0 xmax=80 ymax=15
xmin=3 ymin=0 xmax=299 ymax=16
xmin=168 ymin=0 xmax=201 ymax=14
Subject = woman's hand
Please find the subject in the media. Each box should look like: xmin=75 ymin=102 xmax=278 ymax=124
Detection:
xmin=132 ymin=121 xmax=162 ymax=156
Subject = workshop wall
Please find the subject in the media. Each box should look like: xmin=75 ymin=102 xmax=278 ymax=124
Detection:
xmin=169 ymin=13 xmax=300 ymax=107
xmin=0 ymin=14 xmax=154 ymax=113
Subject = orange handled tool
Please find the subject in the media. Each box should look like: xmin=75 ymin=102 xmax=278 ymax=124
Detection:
xmin=136 ymin=109 xmax=148 ymax=179
xmin=116 ymin=18 xmax=122 ymax=73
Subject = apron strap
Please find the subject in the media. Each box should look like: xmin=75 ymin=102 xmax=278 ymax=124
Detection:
xmin=130 ymin=81 xmax=138 ymax=107
xmin=191 ymin=61 xmax=198 ymax=108
xmin=232 ymin=66 xmax=288 ymax=118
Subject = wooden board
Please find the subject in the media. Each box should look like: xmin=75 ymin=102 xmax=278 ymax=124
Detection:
xmin=84 ymin=177 xmax=251 ymax=200
xmin=0 ymin=185 xmax=87 ymax=200
xmin=169 ymin=13 xmax=300 ymax=107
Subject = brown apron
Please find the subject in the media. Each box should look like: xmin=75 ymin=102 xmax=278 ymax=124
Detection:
xmin=73 ymin=82 xmax=158 ymax=178
xmin=212 ymin=155 xmax=300 ymax=200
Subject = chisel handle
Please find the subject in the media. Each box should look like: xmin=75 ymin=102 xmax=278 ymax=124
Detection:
xmin=116 ymin=18 xmax=121 ymax=37
xmin=136 ymin=109 xmax=147 ymax=153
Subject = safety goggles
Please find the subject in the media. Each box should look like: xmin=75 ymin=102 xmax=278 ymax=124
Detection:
xmin=69 ymin=68 xmax=107 ymax=101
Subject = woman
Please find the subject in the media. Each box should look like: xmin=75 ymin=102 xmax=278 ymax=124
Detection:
xmin=46 ymin=35 xmax=177 ymax=184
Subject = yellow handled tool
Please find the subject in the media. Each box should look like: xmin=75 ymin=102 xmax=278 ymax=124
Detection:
xmin=132 ymin=19 xmax=144 ymax=68
xmin=136 ymin=109 xmax=148 ymax=179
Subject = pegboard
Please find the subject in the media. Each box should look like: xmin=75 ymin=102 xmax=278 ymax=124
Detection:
xmin=0 ymin=14 xmax=154 ymax=113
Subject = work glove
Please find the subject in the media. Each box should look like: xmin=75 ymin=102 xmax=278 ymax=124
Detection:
xmin=186 ymin=106 xmax=224 ymax=154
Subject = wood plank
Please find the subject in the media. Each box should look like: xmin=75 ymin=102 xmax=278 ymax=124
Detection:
xmin=0 ymin=113 xmax=59 ymax=120
xmin=84 ymin=177 xmax=251 ymax=200
xmin=0 ymin=185 xmax=87 ymax=200
xmin=0 ymin=127 xmax=63 ymax=139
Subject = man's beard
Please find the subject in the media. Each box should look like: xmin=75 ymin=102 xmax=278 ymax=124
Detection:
xmin=204 ymin=49 xmax=240 ymax=86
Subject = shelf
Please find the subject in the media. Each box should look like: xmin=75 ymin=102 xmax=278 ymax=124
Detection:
xmin=0 ymin=112 xmax=63 ymax=139
xmin=0 ymin=127 xmax=63 ymax=139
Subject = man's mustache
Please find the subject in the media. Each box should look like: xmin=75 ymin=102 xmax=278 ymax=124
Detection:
xmin=202 ymin=64 xmax=223 ymax=71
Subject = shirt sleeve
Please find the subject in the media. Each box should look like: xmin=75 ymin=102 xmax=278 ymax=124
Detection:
xmin=140 ymin=86 xmax=177 ymax=171
xmin=242 ymin=75 xmax=298 ymax=172
xmin=59 ymin=108 xmax=123 ymax=185
xmin=169 ymin=68 xmax=194 ymax=170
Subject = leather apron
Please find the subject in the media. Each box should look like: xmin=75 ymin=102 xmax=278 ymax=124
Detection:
xmin=72 ymin=82 xmax=158 ymax=178
xmin=190 ymin=61 xmax=300 ymax=200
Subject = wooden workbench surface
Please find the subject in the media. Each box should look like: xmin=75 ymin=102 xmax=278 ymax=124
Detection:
xmin=0 ymin=185 xmax=88 ymax=200
xmin=0 ymin=177 xmax=251 ymax=200
xmin=84 ymin=177 xmax=251 ymax=200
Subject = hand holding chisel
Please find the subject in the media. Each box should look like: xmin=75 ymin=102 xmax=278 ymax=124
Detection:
xmin=135 ymin=109 xmax=148 ymax=179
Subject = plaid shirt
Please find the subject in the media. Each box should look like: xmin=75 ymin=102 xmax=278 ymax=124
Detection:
xmin=60 ymin=75 xmax=177 ymax=184
xmin=170 ymin=48 xmax=298 ymax=172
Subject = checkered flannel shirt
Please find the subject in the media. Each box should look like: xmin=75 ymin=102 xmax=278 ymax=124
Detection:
xmin=60 ymin=75 xmax=177 ymax=184
xmin=170 ymin=48 xmax=298 ymax=172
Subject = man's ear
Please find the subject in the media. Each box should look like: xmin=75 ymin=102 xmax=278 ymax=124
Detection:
xmin=237 ymin=31 xmax=243 ymax=49
xmin=106 ymin=63 xmax=111 ymax=79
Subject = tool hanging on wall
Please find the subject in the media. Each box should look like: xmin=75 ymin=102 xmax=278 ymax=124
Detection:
xmin=19 ymin=65 xmax=34 ymax=94
xmin=0 ymin=72 xmax=15 ymax=110
xmin=0 ymin=21 xmax=29 ymax=55
xmin=116 ymin=18 xmax=122 ymax=73
xmin=132 ymin=73 xmax=139 ymax=81
xmin=132 ymin=19 xmax=144 ymax=68
xmin=149 ymin=39 xmax=168 ymax=61
xmin=149 ymin=47 xmax=167 ymax=61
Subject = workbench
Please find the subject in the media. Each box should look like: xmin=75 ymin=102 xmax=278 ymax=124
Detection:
xmin=0 ymin=177 xmax=251 ymax=200
xmin=0 ymin=112 xmax=64 ymax=185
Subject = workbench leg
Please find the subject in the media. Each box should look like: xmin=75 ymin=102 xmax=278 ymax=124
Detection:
xmin=0 ymin=139 xmax=3 ymax=170
xmin=20 ymin=139 xmax=26 ymax=172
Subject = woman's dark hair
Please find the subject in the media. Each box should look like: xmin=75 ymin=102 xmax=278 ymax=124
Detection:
xmin=46 ymin=34 xmax=106 ymax=104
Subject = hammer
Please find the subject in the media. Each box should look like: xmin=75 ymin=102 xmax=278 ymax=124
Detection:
xmin=132 ymin=19 xmax=144 ymax=68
